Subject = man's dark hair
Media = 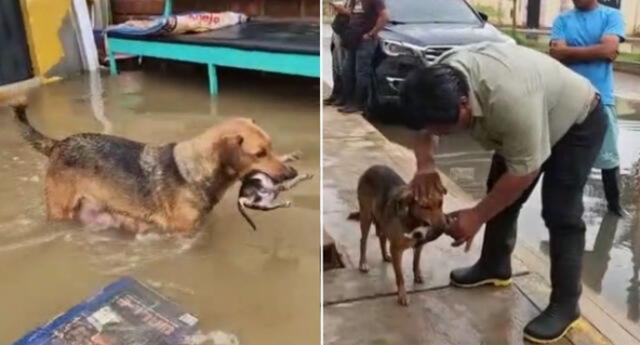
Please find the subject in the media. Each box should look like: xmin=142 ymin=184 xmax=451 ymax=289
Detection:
xmin=399 ymin=64 xmax=470 ymax=130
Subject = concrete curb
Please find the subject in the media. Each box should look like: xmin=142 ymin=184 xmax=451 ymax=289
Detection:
xmin=614 ymin=61 xmax=640 ymax=75
xmin=324 ymin=107 xmax=638 ymax=344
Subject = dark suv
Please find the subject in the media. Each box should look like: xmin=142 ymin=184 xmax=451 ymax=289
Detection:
xmin=367 ymin=0 xmax=514 ymax=119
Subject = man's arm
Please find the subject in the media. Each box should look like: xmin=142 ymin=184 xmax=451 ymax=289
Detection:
xmin=411 ymin=131 xmax=445 ymax=202
xmin=414 ymin=130 xmax=437 ymax=172
xmin=550 ymin=35 xmax=620 ymax=62
xmin=448 ymin=169 xmax=538 ymax=251
xmin=474 ymin=169 xmax=539 ymax=223
xmin=364 ymin=8 xmax=389 ymax=39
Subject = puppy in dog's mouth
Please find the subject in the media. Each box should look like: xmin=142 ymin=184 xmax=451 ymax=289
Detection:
xmin=237 ymin=170 xmax=313 ymax=230
xmin=404 ymin=214 xmax=456 ymax=241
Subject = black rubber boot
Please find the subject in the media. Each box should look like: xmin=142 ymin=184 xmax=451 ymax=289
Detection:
xmin=338 ymin=104 xmax=362 ymax=114
xmin=333 ymin=98 xmax=347 ymax=107
xmin=602 ymin=167 xmax=623 ymax=216
xmin=450 ymin=204 xmax=518 ymax=288
xmin=323 ymin=95 xmax=338 ymax=106
xmin=524 ymin=233 xmax=584 ymax=343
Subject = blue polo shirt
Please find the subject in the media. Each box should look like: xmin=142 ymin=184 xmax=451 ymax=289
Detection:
xmin=550 ymin=5 xmax=625 ymax=106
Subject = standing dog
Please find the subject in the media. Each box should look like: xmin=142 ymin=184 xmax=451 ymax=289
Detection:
xmin=349 ymin=165 xmax=448 ymax=305
xmin=12 ymin=101 xmax=298 ymax=233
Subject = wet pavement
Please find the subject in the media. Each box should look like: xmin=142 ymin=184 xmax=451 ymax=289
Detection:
xmin=0 ymin=68 xmax=320 ymax=344
xmin=322 ymin=104 xmax=616 ymax=344
xmin=322 ymin=26 xmax=640 ymax=340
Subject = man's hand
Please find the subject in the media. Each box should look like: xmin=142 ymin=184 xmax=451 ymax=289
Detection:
xmin=329 ymin=2 xmax=349 ymax=15
xmin=410 ymin=170 xmax=446 ymax=205
xmin=447 ymin=208 xmax=484 ymax=252
xmin=549 ymin=40 xmax=570 ymax=61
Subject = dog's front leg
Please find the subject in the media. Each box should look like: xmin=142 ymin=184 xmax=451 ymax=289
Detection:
xmin=391 ymin=244 xmax=408 ymax=306
xmin=413 ymin=243 xmax=425 ymax=284
xmin=277 ymin=173 xmax=313 ymax=191
xmin=278 ymin=150 xmax=303 ymax=163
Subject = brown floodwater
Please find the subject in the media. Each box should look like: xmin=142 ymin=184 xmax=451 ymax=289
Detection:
xmin=0 ymin=68 xmax=320 ymax=344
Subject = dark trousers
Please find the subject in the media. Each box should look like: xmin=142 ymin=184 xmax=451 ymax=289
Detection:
xmin=341 ymin=38 xmax=376 ymax=107
xmin=330 ymin=34 xmax=347 ymax=99
xmin=481 ymin=101 xmax=607 ymax=300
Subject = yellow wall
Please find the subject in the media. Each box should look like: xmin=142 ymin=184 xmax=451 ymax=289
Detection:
xmin=20 ymin=0 xmax=72 ymax=77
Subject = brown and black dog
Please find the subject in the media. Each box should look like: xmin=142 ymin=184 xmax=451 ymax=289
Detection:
xmin=12 ymin=101 xmax=298 ymax=233
xmin=349 ymin=165 xmax=448 ymax=306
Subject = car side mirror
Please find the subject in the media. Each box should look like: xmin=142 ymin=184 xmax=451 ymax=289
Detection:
xmin=478 ymin=11 xmax=488 ymax=22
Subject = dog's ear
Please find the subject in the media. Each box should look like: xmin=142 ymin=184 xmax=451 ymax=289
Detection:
xmin=219 ymin=135 xmax=244 ymax=155
xmin=395 ymin=189 xmax=414 ymax=217
xmin=219 ymin=135 xmax=246 ymax=174
xmin=228 ymin=134 xmax=244 ymax=147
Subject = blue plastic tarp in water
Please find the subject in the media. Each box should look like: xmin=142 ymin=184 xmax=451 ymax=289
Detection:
xmin=13 ymin=277 xmax=200 ymax=345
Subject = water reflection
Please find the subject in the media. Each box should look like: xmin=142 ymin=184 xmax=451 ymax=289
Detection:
xmin=583 ymin=213 xmax=620 ymax=294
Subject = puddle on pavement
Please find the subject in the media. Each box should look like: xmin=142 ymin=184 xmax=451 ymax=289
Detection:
xmin=374 ymin=97 xmax=640 ymax=326
xmin=0 ymin=68 xmax=320 ymax=344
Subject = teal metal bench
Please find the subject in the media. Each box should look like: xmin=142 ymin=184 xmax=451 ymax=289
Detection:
xmin=106 ymin=0 xmax=319 ymax=95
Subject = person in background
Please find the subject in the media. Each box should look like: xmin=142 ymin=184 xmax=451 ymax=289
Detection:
xmin=334 ymin=0 xmax=388 ymax=114
xmin=325 ymin=0 xmax=353 ymax=106
xmin=550 ymin=0 xmax=626 ymax=216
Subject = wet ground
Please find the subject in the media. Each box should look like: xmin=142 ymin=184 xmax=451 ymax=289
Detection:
xmin=322 ymin=22 xmax=640 ymax=329
xmin=375 ymin=95 xmax=640 ymax=329
xmin=0 ymin=67 xmax=320 ymax=344
xmin=322 ymin=105 xmax=613 ymax=344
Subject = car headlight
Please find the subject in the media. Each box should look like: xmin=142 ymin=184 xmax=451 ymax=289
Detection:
xmin=381 ymin=40 xmax=414 ymax=57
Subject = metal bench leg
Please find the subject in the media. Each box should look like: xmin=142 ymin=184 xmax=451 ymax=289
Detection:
xmin=108 ymin=48 xmax=118 ymax=75
xmin=208 ymin=64 xmax=218 ymax=95
xmin=163 ymin=0 xmax=173 ymax=16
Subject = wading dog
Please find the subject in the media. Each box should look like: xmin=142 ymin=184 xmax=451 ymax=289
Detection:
xmin=349 ymin=165 xmax=448 ymax=306
xmin=12 ymin=102 xmax=298 ymax=233
xmin=237 ymin=170 xmax=313 ymax=231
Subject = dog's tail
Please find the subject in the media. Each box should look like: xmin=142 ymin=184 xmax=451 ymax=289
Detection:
xmin=11 ymin=98 xmax=57 ymax=157
xmin=347 ymin=211 xmax=360 ymax=221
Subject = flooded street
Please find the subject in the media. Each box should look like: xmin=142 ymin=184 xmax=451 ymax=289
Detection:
xmin=376 ymin=92 xmax=640 ymax=329
xmin=0 ymin=68 xmax=320 ymax=344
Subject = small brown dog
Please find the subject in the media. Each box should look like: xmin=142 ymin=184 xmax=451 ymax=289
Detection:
xmin=12 ymin=101 xmax=298 ymax=233
xmin=349 ymin=165 xmax=448 ymax=306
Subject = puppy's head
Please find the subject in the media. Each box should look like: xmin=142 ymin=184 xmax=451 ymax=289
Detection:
xmin=218 ymin=118 xmax=296 ymax=182
xmin=395 ymin=184 xmax=447 ymax=236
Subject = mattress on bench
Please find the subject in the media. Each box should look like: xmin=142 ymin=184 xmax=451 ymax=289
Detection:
xmin=107 ymin=20 xmax=320 ymax=56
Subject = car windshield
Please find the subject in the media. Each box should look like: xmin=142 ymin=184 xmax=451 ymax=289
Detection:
xmin=386 ymin=0 xmax=481 ymax=24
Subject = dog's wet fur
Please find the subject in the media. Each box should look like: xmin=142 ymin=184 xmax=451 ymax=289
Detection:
xmin=349 ymin=165 xmax=448 ymax=306
xmin=237 ymin=170 xmax=313 ymax=231
xmin=11 ymin=100 xmax=298 ymax=233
